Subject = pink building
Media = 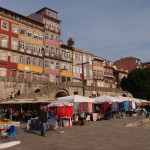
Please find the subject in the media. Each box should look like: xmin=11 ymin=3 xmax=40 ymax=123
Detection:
xmin=28 ymin=7 xmax=61 ymax=83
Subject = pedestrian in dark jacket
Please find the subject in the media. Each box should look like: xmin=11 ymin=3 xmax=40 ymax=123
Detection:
xmin=39 ymin=106 xmax=48 ymax=136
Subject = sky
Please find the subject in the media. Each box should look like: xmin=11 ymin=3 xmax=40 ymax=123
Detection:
xmin=0 ymin=0 xmax=150 ymax=62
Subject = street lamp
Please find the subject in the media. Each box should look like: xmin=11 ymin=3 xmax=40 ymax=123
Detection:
xmin=76 ymin=62 xmax=89 ymax=96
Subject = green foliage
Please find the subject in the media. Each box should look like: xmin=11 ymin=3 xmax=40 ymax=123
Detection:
xmin=120 ymin=68 xmax=150 ymax=100
xmin=67 ymin=38 xmax=75 ymax=47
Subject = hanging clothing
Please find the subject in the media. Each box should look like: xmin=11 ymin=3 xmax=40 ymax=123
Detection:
xmin=79 ymin=103 xmax=84 ymax=113
xmin=117 ymin=102 xmax=120 ymax=111
xmin=83 ymin=102 xmax=89 ymax=112
xmin=88 ymin=103 xmax=93 ymax=113
xmin=120 ymin=102 xmax=124 ymax=111
xmin=112 ymin=102 xmax=118 ymax=111
xmin=132 ymin=101 xmax=136 ymax=109
xmin=102 ymin=102 xmax=110 ymax=110
xmin=73 ymin=103 xmax=79 ymax=114
xmin=123 ymin=101 xmax=130 ymax=110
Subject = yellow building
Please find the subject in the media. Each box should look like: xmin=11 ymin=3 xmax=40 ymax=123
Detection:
xmin=93 ymin=56 xmax=105 ymax=87
xmin=60 ymin=44 xmax=73 ymax=82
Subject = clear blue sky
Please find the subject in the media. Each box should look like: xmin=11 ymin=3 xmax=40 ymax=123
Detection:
xmin=1 ymin=0 xmax=150 ymax=62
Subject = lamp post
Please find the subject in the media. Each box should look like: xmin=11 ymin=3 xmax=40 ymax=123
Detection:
xmin=76 ymin=62 xmax=89 ymax=96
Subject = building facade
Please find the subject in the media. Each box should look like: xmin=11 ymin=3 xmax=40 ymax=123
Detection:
xmin=93 ymin=56 xmax=105 ymax=87
xmin=28 ymin=7 xmax=61 ymax=83
xmin=104 ymin=60 xmax=116 ymax=88
xmin=114 ymin=57 xmax=141 ymax=72
xmin=0 ymin=6 xmax=44 ymax=80
xmin=0 ymin=6 xmax=126 ymax=90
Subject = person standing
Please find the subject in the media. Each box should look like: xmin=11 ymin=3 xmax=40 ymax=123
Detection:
xmin=39 ymin=106 xmax=48 ymax=137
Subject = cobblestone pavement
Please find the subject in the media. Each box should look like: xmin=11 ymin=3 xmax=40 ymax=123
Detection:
xmin=1 ymin=116 xmax=150 ymax=150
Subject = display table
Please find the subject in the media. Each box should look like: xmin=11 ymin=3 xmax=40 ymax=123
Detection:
xmin=92 ymin=113 xmax=99 ymax=121
xmin=60 ymin=117 xmax=72 ymax=127
xmin=0 ymin=121 xmax=20 ymax=134
xmin=0 ymin=121 xmax=13 ymax=130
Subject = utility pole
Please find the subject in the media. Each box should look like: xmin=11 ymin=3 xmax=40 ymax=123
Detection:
xmin=76 ymin=62 xmax=89 ymax=96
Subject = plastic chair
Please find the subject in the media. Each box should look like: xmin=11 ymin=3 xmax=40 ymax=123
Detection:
xmin=86 ymin=115 xmax=91 ymax=121
xmin=8 ymin=125 xmax=17 ymax=139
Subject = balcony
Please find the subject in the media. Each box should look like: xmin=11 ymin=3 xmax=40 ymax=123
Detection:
xmin=45 ymin=52 xmax=49 ymax=57
xmin=20 ymin=48 xmax=25 ymax=52
xmin=39 ymin=53 xmax=43 ymax=57
xmin=1 ymin=43 xmax=8 ymax=48
xmin=11 ymin=45 xmax=18 ymax=51
xmin=27 ymin=50 xmax=32 ymax=54
xmin=33 ymin=52 xmax=38 ymax=55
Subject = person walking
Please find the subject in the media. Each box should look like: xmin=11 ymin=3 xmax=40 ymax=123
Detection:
xmin=39 ymin=106 xmax=48 ymax=137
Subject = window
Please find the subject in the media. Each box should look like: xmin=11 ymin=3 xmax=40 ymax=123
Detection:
xmin=12 ymin=24 xmax=18 ymax=33
xmin=20 ymin=28 xmax=25 ymax=35
xmin=51 ymin=34 xmax=54 ymax=40
xmin=11 ymin=54 xmax=17 ymax=62
xmin=20 ymin=56 xmax=24 ymax=63
xmin=39 ymin=47 xmax=42 ymax=54
xmin=1 ymin=35 xmax=8 ymax=48
xmin=73 ymin=53 xmax=75 ymax=60
xmin=45 ymin=60 xmax=49 ymax=68
xmin=27 ymin=31 xmax=32 ymax=37
xmin=34 ymin=34 xmax=38 ymax=39
xmin=66 ymin=52 xmax=70 ymax=59
xmin=19 ymin=41 xmax=25 ymax=49
xmin=27 ymin=43 xmax=32 ymax=51
xmin=56 ymin=24 xmax=59 ymax=31
xmin=56 ymin=48 xmax=59 ymax=55
xmin=33 ymin=46 xmax=38 ymax=53
xmin=11 ymin=38 xmax=18 ymax=50
xmin=45 ymin=46 xmax=49 ymax=53
xmin=75 ymin=54 xmax=78 ymax=60
xmin=26 ymin=57 xmax=30 ymax=65
xmin=45 ymin=32 xmax=49 ymax=39
xmin=1 ymin=21 xmax=9 ymax=30
xmin=51 ymin=22 xmax=54 ymax=29
xmin=38 ymin=59 xmax=42 ymax=67
xmin=33 ymin=59 xmax=36 ymax=66
xmin=56 ymin=35 xmax=59 ymax=41
xmin=62 ymin=50 xmax=66 ymax=58
xmin=0 ymin=52 xmax=7 ymax=60
xmin=56 ymin=62 xmax=59 ymax=69
xmin=39 ymin=35 xmax=43 ymax=40
xmin=51 ymin=47 xmax=54 ymax=54
xmin=79 ymin=54 xmax=81 ymax=61
xmin=50 ymin=61 xmax=54 ymax=69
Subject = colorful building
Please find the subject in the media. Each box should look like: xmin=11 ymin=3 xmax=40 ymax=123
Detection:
xmin=104 ymin=60 xmax=116 ymax=88
xmin=113 ymin=67 xmax=128 ymax=88
xmin=60 ymin=44 xmax=73 ymax=82
xmin=0 ymin=6 xmax=44 ymax=80
xmin=93 ymin=56 xmax=105 ymax=87
xmin=142 ymin=61 xmax=150 ymax=68
xmin=114 ymin=57 xmax=141 ymax=72
xmin=28 ymin=7 xmax=61 ymax=83
xmin=0 ymin=6 xmax=124 ymax=90
xmin=72 ymin=48 xmax=83 ymax=83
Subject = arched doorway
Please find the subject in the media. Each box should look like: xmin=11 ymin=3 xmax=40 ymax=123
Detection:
xmin=55 ymin=89 xmax=69 ymax=99
xmin=97 ymin=93 xmax=100 ymax=97
xmin=122 ymin=94 xmax=126 ymax=97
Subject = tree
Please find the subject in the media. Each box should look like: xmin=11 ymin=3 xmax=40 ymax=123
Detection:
xmin=120 ymin=68 xmax=150 ymax=100
xmin=67 ymin=38 xmax=75 ymax=47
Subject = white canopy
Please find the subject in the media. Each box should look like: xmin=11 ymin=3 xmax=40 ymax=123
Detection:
xmin=57 ymin=95 xmax=95 ymax=103
xmin=94 ymin=95 xmax=120 ymax=103
xmin=47 ymin=101 xmax=73 ymax=107
xmin=118 ymin=96 xmax=131 ymax=102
